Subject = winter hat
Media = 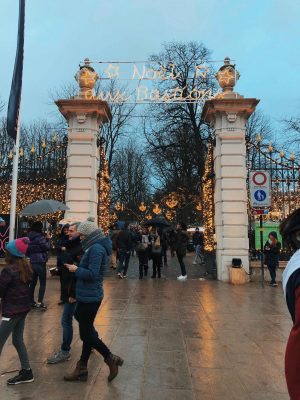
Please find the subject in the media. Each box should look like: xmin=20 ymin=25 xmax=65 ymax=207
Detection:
xmin=31 ymin=221 xmax=43 ymax=233
xmin=78 ymin=217 xmax=99 ymax=236
xmin=5 ymin=237 xmax=30 ymax=258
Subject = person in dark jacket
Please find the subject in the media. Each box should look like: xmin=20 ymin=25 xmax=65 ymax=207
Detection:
xmin=56 ymin=224 xmax=70 ymax=305
xmin=64 ymin=217 xmax=123 ymax=383
xmin=27 ymin=221 xmax=51 ymax=310
xmin=116 ymin=222 xmax=132 ymax=278
xmin=151 ymin=232 xmax=163 ymax=279
xmin=264 ymin=231 xmax=281 ymax=287
xmin=175 ymin=222 xmax=189 ymax=281
xmin=136 ymin=227 xmax=151 ymax=279
xmin=0 ymin=237 xmax=34 ymax=385
xmin=47 ymin=222 xmax=84 ymax=364
xmin=280 ymin=209 xmax=300 ymax=399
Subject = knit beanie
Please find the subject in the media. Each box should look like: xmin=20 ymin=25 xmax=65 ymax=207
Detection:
xmin=78 ymin=217 xmax=99 ymax=236
xmin=5 ymin=237 xmax=30 ymax=258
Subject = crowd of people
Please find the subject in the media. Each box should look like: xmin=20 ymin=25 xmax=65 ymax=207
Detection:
xmin=3 ymin=211 xmax=300 ymax=397
xmin=0 ymin=217 xmax=204 ymax=387
xmin=110 ymin=223 xmax=204 ymax=281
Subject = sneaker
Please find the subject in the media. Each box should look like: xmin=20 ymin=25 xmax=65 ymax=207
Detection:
xmin=117 ymin=273 xmax=123 ymax=279
xmin=272 ymin=283 xmax=278 ymax=287
xmin=177 ymin=275 xmax=187 ymax=281
xmin=122 ymin=274 xmax=128 ymax=278
xmin=30 ymin=302 xmax=37 ymax=308
xmin=192 ymin=261 xmax=198 ymax=265
xmin=35 ymin=302 xmax=47 ymax=311
xmin=47 ymin=349 xmax=71 ymax=364
xmin=7 ymin=369 xmax=34 ymax=385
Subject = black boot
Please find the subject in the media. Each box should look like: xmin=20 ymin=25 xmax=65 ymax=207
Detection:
xmin=144 ymin=265 xmax=148 ymax=277
xmin=105 ymin=354 xmax=124 ymax=382
xmin=64 ymin=360 xmax=88 ymax=382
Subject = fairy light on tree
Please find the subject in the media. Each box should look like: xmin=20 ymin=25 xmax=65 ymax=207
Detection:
xmin=98 ymin=144 xmax=111 ymax=235
xmin=202 ymin=143 xmax=214 ymax=252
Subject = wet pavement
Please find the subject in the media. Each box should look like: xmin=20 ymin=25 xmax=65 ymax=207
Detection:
xmin=0 ymin=253 xmax=290 ymax=399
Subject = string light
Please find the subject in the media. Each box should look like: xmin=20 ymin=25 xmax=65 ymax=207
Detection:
xmin=98 ymin=144 xmax=111 ymax=235
xmin=202 ymin=143 xmax=214 ymax=251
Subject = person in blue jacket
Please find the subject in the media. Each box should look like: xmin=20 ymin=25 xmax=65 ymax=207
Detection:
xmin=64 ymin=217 xmax=123 ymax=383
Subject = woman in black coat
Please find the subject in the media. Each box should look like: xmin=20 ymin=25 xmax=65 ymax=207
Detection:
xmin=264 ymin=231 xmax=281 ymax=287
xmin=174 ymin=222 xmax=189 ymax=281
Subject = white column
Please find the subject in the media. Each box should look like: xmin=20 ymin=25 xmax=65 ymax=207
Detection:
xmin=55 ymin=99 xmax=111 ymax=222
xmin=202 ymin=99 xmax=259 ymax=281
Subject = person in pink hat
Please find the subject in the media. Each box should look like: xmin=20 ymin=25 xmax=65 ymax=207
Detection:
xmin=0 ymin=237 xmax=34 ymax=385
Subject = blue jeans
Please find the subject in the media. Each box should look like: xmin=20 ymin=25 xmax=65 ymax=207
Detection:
xmin=117 ymin=250 xmax=130 ymax=275
xmin=61 ymin=302 xmax=76 ymax=352
xmin=30 ymin=262 xmax=47 ymax=303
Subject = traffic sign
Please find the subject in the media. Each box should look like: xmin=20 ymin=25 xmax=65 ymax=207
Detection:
xmin=250 ymin=171 xmax=271 ymax=207
xmin=253 ymin=209 xmax=269 ymax=215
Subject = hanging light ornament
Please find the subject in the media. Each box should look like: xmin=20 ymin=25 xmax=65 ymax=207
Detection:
xmin=280 ymin=149 xmax=284 ymax=158
xmin=165 ymin=196 xmax=178 ymax=209
xmin=195 ymin=202 xmax=202 ymax=211
xmin=152 ymin=203 xmax=162 ymax=215
xmin=30 ymin=144 xmax=35 ymax=154
xmin=8 ymin=150 xmax=13 ymax=160
xmin=53 ymin=131 xmax=58 ymax=143
xmin=139 ymin=202 xmax=147 ymax=212
xmin=145 ymin=214 xmax=152 ymax=220
xmin=115 ymin=201 xmax=122 ymax=211
xmin=42 ymin=139 xmax=47 ymax=149
xmin=19 ymin=147 xmax=24 ymax=157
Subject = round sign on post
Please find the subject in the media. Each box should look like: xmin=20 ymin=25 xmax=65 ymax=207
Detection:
xmin=249 ymin=171 xmax=271 ymax=208
xmin=252 ymin=172 xmax=267 ymax=186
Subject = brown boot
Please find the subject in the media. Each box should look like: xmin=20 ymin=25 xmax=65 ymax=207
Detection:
xmin=105 ymin=354 xmax=124 ymax=382
xmin=64 ymin=360 xmax=88 ymax=382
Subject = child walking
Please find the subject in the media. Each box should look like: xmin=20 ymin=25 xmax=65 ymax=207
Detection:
xmin=0 ymin=237 xmax=34 ymax=385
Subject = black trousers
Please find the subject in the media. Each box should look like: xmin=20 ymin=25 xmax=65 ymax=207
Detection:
xmin=75 ymin=301 xmax=111 ymax=364
xmin=152 ymin=255 xmax=162 ymax=278
xmin=176 ymin=253 xmax=187 ymax=276
xmin=138 ymin=251 xmax=148 ymax=278
xmin=268 ymin=266 xmax=277 ymax=284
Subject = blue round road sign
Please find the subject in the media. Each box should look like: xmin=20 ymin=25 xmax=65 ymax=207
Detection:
xmin=254 ymin=190 xmax=266 ymax=202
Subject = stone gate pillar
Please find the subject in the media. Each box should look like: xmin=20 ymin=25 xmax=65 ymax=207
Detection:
xmin=202 ymin=58 xmax=259 ymax=281
xmin=55 ymin=59 xmax=111 ymax=222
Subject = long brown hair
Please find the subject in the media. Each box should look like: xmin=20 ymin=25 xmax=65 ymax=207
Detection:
xmin=5 ymin=252 xmax=32 ymax=283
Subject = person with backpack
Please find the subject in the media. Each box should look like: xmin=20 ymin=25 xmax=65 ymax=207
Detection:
xmin=0 ymin=237 xmax=34 ymax=385
xmin=136 ymin=227 xmax=151 ymax=279
xmin=151 ymin=232 xmax=163 ymax=279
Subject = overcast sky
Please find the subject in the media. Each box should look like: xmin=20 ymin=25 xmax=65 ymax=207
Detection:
xmin=1 ymin=0 xmax=300 ymax=138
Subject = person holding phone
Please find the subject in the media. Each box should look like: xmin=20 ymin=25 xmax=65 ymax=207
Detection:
xmin=63 ymin=217 xmax=123 ymax=383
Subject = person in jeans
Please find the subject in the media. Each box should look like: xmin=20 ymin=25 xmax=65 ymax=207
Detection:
xmin=116 ymin=222 xmax=132 ymax=278
xmin=192 ymin=228 xmax=204 ymax=265
xmin=27 ymin=221 xmax=51 ymax=310
xmin=47 ymin=222 xmax=83 ymax=364
xmin=264 ymin=231 xmax=281 ymax=287
xmin=175 ymin=222 xmax=189 ymax=281
xmin=56 ymin=224 xmax=70 ymax=305
xmin=0 ymin=237 xmax=34 ymax=385
xmin=64 ymin=217 xmax=123 ymax=383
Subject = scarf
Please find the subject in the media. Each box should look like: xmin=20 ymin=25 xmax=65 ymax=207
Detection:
xmin=81 ymin=229 xmax=105 ymax=252
xmin=282 ymin=249 xmax=300 ymax=298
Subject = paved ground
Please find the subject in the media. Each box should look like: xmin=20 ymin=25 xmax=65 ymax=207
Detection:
xmin=0 ymin=254 xmax=290 ymax=399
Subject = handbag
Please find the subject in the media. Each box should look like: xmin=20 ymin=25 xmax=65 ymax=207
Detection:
xmin=136 ymin=242 xmax=147 ymax=253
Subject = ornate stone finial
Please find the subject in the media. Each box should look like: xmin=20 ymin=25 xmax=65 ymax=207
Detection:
xmin=75 ymin=58 xmax=99 ymax=99
xmin=216 ymin=57 xmax=240 ymax=94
